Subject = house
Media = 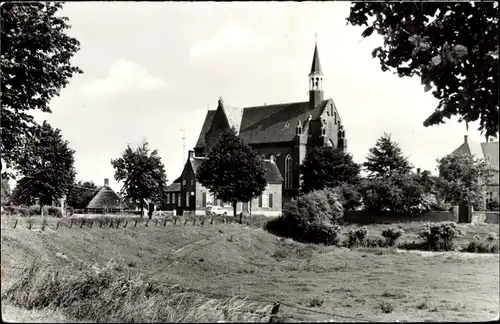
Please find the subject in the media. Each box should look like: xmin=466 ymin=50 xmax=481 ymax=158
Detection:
xmin=167 ymin=41 xmax=347 ymax=215
xmin=450 ymin=135 xmax=499 ymax=206
xmin=86 ymin=178 xmax=127 ymax=213
xmin=164 ymin=151 xmax=283 ymax=216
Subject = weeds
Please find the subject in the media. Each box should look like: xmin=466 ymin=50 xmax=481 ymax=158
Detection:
xmin=2 ymin=261 xmax=274 ymax=323
xmin=308 ymin=298 xmax=324 ymax=308
xmin=379 ymin=301 xmax=394 ymax=313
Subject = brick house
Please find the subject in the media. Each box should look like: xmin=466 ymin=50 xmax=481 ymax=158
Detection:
xmin=167 ymin=42 xmax=347 ymax=215
xmin=450 ymin=135 xmax=499 ymax=206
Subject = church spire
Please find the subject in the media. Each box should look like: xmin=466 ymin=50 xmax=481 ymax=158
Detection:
xmin=309 ymin=36 xmax=324 ymax=109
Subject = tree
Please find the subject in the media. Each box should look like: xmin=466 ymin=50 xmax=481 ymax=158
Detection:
xmin=111 ymin=141 xmax=167 ymax=219
xmin=9 ymin=177 xmax=37 ymax=206
xmin=66 ymin=180 xmax=98 ymax=209
xmin=435 ymin=152 xmax=493 ymax=210
xmin=364 ymin=133 xmax=413 ymax=178
xmin=347 ymin=2 xmax=499 ymax=139
xmin=300 ymin=146 xmax=361 ymax=193
xmin=1 ymin=179 xmax=11 ymax=205
xmin=196 ymin=127 xmax=267 ymax=218
xmin=1 ymin=2 xmax=83 ymax=179
xmin=14 ymin=121 xmax=76 ymax=214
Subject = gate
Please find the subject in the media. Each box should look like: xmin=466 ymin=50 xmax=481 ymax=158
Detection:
xmin=458 ymin=204 xmax=471 ymax=223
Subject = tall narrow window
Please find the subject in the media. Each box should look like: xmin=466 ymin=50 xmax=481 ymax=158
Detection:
xmin=186 ymin=192 xmax=190 ymax=207
xmin=285 ymin=154 xmax=292 ymax=189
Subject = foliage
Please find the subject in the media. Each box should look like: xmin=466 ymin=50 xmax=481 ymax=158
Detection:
xmin=359 ymin=173 xmax=431 ymax=215
xmin=111 ymin=141 xmax=167 ymax=218
xmin=487 ymin=200 xmax=499 ymax=211
xmin=463 ymin=234 xmax=499 ymax=254
xmin=265 ymin=189 xmax=344 ymax=245
xmin=300 ymin=146 xmax=361 ymax=193
xmin=419 ymin=222 xmax=464 ymax=251
xmin=347 ymin=2 xmax=499 ymax=139
xmin=1 ymin=2 xmax=83 ymax=178
xmin=1 ymin=179 xmax=11 ymax=205
xmin=435 ymin=152 xmax=493 ymax=210
xmin=381 ymin=228 xmax=405 ymax=247
xmin=66 ymin=181 xmax=98 ymax=209
xmin=14 ymin=121 xmax=76 ymax=212
xmin=2 ymin=261 xmax=272 ymax=323
xmin=345 ymin=226 xmax=368 ymax=248
xmin=330 ymin=183 xmax=363 ymax=211
xmin=364 ymin=133 xmax=413 ymax=178
xmin=196 ymin=127 xmax=267 ymax=217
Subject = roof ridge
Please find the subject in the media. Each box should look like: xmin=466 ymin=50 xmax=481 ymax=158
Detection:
xmin=244 ymin=100 xmax=310 ymax=110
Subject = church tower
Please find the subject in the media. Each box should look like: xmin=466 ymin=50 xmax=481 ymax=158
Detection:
xmin=309 ymin=40 xmax=324 ymax=110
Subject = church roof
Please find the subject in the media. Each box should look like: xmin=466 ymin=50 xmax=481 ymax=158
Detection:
xmin=310 ymin=43 xmax=322 ymax=74
xmin=195 ymin=110 xmax=216 ymax=148
xmin=222 ymin=104 xmax=244 ymax=135
xmin=165 ymin=182 xmax=181 ymax=192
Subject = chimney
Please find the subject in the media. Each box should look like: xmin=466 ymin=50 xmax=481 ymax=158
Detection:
xmin=188 ymin=150 xmax=194 ymax=159
xmin=464 ymin=135 xmax=468 ymax=143
xmin=104 ymin=178 xmax=109 ymax=186
xmin=416 ymin=168 xmax=421 ymax=175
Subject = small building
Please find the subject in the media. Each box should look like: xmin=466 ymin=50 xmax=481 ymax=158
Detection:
xmin=450 ymin=135 xmax=499 ymax=207
xmin=86 ymin=178 xmax=127 ymax=213
xmin=164 ymin=151 xmax=283 ymax=217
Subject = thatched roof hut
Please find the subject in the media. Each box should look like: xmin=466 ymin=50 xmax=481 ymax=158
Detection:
xmin=86 ymin=178 xmax=127 ymax=209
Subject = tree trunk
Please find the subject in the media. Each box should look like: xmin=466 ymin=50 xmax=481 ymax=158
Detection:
xmin=140 ymin=198 xmax=144 ymax=218
xmin=233 ymin=200 xmax=237 ymax=218
xmin=40 ymin=201 xmax=43 ymax=217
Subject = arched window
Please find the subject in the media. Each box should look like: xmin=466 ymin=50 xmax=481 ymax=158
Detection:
xmin=285 ymin=154 xmax=292 ymax=189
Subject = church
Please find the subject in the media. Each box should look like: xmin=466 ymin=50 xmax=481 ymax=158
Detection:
xmin=164 ymin=42 xmax=348 ymax=216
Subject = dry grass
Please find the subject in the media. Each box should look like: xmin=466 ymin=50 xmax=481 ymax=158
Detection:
xmin=1 ymin=219 xmax=499 ymax=322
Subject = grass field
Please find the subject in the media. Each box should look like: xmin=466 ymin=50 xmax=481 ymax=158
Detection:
xmin=1 ymin=217 xmax=499 ymax=322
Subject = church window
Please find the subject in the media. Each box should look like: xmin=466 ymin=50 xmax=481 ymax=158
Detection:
xmin=315 ymin=78 xmax=319 ymax=87
xmin=333 ymin=112 xmax=337 ymax=124
xmin=285 ymin=154 xmax=292 ymax=189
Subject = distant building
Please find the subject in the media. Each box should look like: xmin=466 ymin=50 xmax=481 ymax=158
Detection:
xmin=86 ymin=178 xmax=127 ymax=212
xmin=450 ymin=135 xmax=499 ymax=206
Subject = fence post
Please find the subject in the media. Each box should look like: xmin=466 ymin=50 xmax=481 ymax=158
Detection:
xmin=134 ymin=220 xmax=137 ymax=227
xmin=109 ymin=220 xmax=113 ymax=228
xmin=99 ymin=220 xmax=103 ymax=228
xmin=56 ymin=221 xmax=59 ymax=230
xmin=13 ymin=219 xmax=18 ymax=229
xmin=117 ymin=219 xmax=121 ymax=228
xmin=269 ymin=302 xmax=280 ymax=323
xmin=28 ymin=221 xmax=32 ymax=230
xmin=80 ymin=219 xmax=84 ymax=228
xmin=184 ymin=218 xmax=188 ymax=225
xmin=124 ymin=221 xmax=128 ymax=228
xmin=211 ymin=217 xmax=214 ymax=225
xmin=89 ymin=220 xmax=93 ymax=228
xmin=41 ymin=220 xmax=46 ymax=231
xmin=224 ymin=216 xmax=226 ymax=224
xmin=69 ymin=219 xmax=73 ymax=229
xmin=174 ymin=217 xmax=177 ymax=225
xmin=155 ymin=219 xmax=158 ymax=226
xmin=193 ymin=218 xmax=196 ymax=226
xmin=163 ymin=219 xmax=167 ymax=227
xmin=145 ymin=219 xmax=149 ymax=227
xmin=201 ymin=218 xmax=205 ymax=226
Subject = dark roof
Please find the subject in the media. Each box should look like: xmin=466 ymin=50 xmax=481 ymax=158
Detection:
xmin=264 ymin=160 xmax=283 ymax=183
xmin=87 ymin=186 xmax=126 ymax=209
xmin=239 ymin=100 xmax=329 ymax=144
xmin=310 ymin=43 xmax=322 ymax=74
xmin=195 ymin=110 xmax=216 ymax=148
xmin=165 ymin=183 xmax=181 ymax=192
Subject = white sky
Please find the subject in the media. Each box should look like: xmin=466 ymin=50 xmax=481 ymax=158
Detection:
xmin=26 ymin=1 xmax=485 ymax=191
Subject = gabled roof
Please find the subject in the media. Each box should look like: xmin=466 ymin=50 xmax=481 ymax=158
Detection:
xmin=195 ymin=110 xmax=216 ymax=149
xmin=310 ymin=42 xmax=322 ymax=75
xmin=264 ymin=160 xmax=283 ymax=183
xmin=239 ymin=100 xmax=329 ymax=144
xmin=451 ymin=140 xmax=499 ymax=170
xmin=165 ymin=183 xmax=181 ymax=192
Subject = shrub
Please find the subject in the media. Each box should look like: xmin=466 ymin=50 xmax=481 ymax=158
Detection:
xmin=18 ymin=207 xmax=31 ymax=217
xmin=419 ymin=222 xmax=464 ymax=251
xmin=330 ymin=184 xmax=363 ymax=211
xmin=381 ymin=228 xmax=405 ymax=247
xmin=345 ymin=226 xmax=368 ymax=248
xmin=3 ymin=205 xmax=18 ymax=215
xmin=265 ymin=189 xmax=344 ymax=245
xmin=487 ymin=200 xmax=499 ymax=211
xmin=47 ymin=206 xmax=62 ymax=217
xmin=365 ymin=236 xmax=386 ymax=248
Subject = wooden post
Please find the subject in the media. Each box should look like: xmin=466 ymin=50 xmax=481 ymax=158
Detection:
xmin=134 ymin=219 xmax=137 ymax=227
xmin=163 ymin=219 xmax=167 ymax=227
xmin=211 ymin=217 xmax=214 ymax=225
xmin=117 ymin=219 xmax=121 ymax=228
xmin=69 ymin=219 xmax=73 ymax=228
xmin=155 ymin=219 xmax=158 ymax=226
xmin=41 ymin=220 xmax=46 ymax=231
xmin=109 ymin=220 xmax=113 ymax=228
xmin=174 ymin=217 xmax=177 ymax=225
xmin=239 ymin=213 xmax=243 ymax=225
xmin=13 ymin=219 xmax=18 ymax=229
xmin=28 ymin=221 xmax=32 ymax=230
xmin=124 ymin=221 xmax=128 ymax=228
xmin=89 ymin=220 xmax=93 ymax=228
xmin=145 ymin=219 xmax=149 ymax=227
xmin=80 ymin=219 xmax=84 ymax=228
xmin=56 ymin=221 xmax=59 ymax=230
xmin=193 ymin=218 xmax=196 ymax=226
xmin=224 ymin=216 xmax=226 ymax=224
xmin=184 ymin=218 xmax=188 ymax=225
